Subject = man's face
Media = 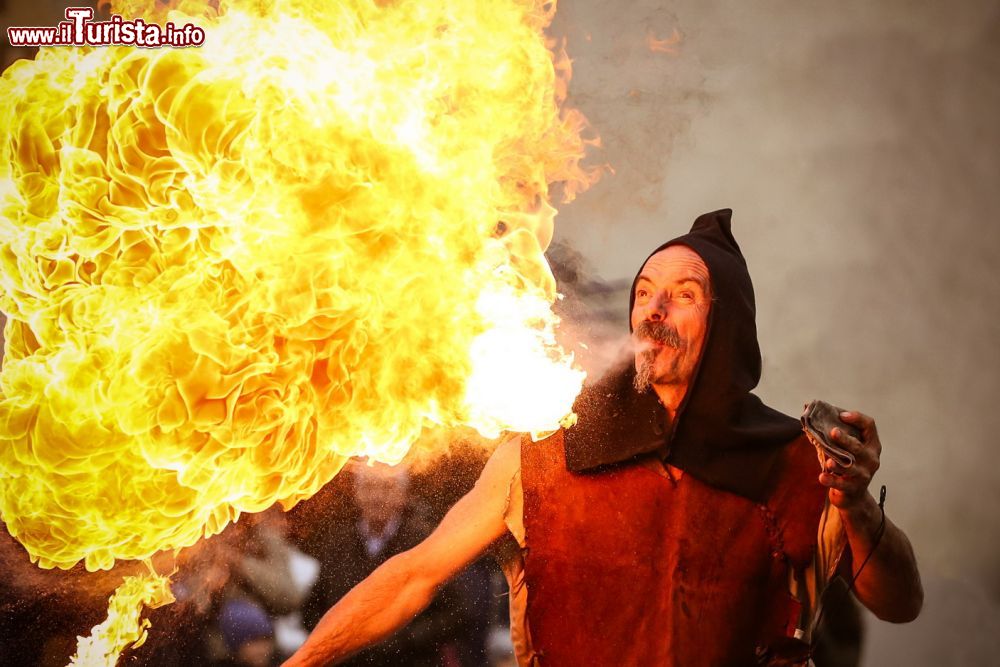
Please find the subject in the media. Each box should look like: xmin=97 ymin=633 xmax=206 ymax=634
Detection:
xmin=353 ymin=464 xmax=410 ymax=526
xmin=630 ymin=245 xmax=711 ymax=392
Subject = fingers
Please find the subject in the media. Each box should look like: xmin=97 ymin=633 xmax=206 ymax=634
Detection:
xmin=819 ymin=468 xmax=871 ymax=495
xmin=821 ymin=450 xmax=871 ymax=478
xmin=822 ymin=457 xmax=848 ymax=475
xmin=829 ymin=424 xmax=881 ymax=465
xmin=839 ymin=409 xmax=876 ymax=434
xmin=819 ymin=408 xmax=882 ymax=508
xmin=829 ymin=426 xmax=863 ymax=454
xmin=819 ymin=471 xmax=856 ymax=490
xmin=820 ymin=470 xmax=873 ymax=510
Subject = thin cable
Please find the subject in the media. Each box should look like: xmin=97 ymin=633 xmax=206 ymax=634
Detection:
xmin=809 ymin=484 xmax=887 ymax=653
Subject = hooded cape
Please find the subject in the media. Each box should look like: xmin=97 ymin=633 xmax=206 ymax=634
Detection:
xmin=563 ymin=209 xmax=802 ymax=501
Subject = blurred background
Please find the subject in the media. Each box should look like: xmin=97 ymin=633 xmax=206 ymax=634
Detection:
xmin=3 ymin=0 xmax=999 ymax=665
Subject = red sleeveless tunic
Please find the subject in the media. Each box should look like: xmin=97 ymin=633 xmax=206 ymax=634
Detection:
xmin=521 ymin=431 xmax=827 ymax=666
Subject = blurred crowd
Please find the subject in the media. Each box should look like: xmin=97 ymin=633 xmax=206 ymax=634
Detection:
xmin=128 ymin=455 xmax=516 ymax=667
xmin=0 ymin=451 xmax=516 ymax=667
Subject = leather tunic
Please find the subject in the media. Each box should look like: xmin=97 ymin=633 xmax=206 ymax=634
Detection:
xmin=521 ymin=431 xmax=828 ymax=666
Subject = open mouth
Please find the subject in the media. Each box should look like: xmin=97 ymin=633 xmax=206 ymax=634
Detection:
xmin=641 ymin=337 xmax=678 ymax=352
xmin=635 ymin=339 xmax=662 ymax=354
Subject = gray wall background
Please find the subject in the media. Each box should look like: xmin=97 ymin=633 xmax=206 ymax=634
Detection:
xmin=549 ymin=0 xmax=1000 ymax=663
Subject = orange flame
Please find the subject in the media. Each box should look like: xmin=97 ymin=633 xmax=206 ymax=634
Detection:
xmin=69 ymin=568 xmax=174 ymax=666
xmin=1 ymin=0 xmax=596 ymax=662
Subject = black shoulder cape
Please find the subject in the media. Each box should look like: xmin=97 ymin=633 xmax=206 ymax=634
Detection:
xmin=563 ymin=209 xmax=802 ymax=501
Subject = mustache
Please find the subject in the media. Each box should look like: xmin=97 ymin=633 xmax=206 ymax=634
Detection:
xmin=633 ymin=320 xmax=682 ymax=350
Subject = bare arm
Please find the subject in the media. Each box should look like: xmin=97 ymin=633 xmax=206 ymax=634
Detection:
xmin=282 ymin=437 xmax=520 ymax=667
xmin=838 ymin=490 xmax=922 ymax=622
xmin=821 ymin=410 xmax=923 ymax=623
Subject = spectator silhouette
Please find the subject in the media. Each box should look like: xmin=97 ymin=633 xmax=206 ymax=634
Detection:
xmin=298 ymin=462 xmax=476 ymax=666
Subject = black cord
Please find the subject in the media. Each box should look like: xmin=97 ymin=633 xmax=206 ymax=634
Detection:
xmin=809 ymin=484 xmax=887 ymax=652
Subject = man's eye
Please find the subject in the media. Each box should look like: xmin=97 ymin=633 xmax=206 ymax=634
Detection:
xmin=679 ymin=292 xmax=694 ymax=301
xmin=637 ymin=289 xmax=648 ymax=298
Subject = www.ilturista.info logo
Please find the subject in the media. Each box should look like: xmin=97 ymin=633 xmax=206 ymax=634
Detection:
xmin=7 ymin=7 xmax=205 ymax=48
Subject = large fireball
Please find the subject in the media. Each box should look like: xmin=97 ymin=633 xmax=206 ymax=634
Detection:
xmin=0 ymin=0 xmax=594 ymax=584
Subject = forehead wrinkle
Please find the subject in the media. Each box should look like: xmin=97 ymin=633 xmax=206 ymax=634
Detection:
xmin=636 ymin=274 xmax=705 ymax=288
xmin=642 ymin=245 xmax=707 ymax=270
xmin=638 ymin=263 xmax=709 ymax=286
xmin=642 ymin=256 xmax=708 ymax=275
xmin=636 ymin=251 xmax=712 ymax=302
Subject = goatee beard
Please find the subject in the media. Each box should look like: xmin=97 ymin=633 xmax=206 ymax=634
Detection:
xmin=632 ymin=320 xmax=682 ymax=393
xmin=633 ymin=356 xmax=656 ymax=393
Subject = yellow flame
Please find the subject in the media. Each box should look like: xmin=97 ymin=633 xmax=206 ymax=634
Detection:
xmin=3 ymin=3 xmax=599 ymax=663
xmin=69 ymin=569 xmax=174 ymax=667
xmin=0 ymin=0 xmax=594 ymax=574
xmin=466 ymin=284 xmax=584 ymax=438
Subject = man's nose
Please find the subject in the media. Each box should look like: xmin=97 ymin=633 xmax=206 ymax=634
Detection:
xmin=648 ymin=295 xmax=669 ymax=321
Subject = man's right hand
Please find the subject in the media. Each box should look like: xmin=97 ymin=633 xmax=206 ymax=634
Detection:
xmin=281 ymin=436 xmax=521 ymax=667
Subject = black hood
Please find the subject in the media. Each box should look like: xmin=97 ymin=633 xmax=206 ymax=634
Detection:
xmin=564 ymin=209 xmax=801 ymax=501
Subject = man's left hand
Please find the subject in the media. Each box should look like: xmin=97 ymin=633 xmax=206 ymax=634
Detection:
xmin=818 ymin=410 xmax=881 ymax=511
